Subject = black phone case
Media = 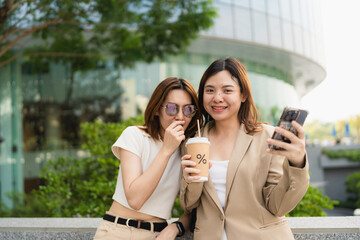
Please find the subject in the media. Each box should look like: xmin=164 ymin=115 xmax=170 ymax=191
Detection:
xmin=269 ymin=107 xmax=308 ymax=150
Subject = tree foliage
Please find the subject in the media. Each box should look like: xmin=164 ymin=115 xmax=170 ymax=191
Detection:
xmin=350 ymin=115 xmax=360 ymax=143
xmin=303 ymin=120 xmax=334 ymax=142
xmin=0 ymin=0 xmax=217 ymax=67
xmin=304 ymin=114 xmax=360 ymax=144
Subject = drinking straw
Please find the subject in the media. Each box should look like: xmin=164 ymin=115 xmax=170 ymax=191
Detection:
xmin=197 ymin=119 xmax=201 ymax=138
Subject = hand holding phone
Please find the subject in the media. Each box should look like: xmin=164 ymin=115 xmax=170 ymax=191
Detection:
xmin=269 ymin=107 xmax=308 ymax=150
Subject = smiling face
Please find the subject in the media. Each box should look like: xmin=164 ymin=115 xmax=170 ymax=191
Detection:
xmin=203 ymin=70 xmax=245 ymax=123
xmin=157 ymin=89 xmax=193 ymax=138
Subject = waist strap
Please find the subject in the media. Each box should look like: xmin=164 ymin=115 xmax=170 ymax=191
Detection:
xmin=103 ymin=214 xmax=168 ymax=232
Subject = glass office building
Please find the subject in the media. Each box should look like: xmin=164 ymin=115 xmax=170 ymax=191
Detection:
xmin=0 ymin=0 xmax=326 ymax=207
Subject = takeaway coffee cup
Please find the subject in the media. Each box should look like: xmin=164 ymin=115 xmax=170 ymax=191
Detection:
xmin=185 ymin=137 xmax=210 ymax=182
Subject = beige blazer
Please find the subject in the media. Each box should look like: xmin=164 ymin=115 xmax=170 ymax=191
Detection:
xmin=180 ymin=123 xmax=309 ymax=240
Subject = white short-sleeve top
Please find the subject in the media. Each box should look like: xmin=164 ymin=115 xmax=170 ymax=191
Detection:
xmin=111 ymin=126 xmax=182 ymax=220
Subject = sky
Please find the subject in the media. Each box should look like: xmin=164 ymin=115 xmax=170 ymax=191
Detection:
xmin=300 ymin=0 xmax=360 ymax=123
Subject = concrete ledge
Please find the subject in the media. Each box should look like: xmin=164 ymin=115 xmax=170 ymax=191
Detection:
xmin=0 ymin=217 xmax=359 ymax=240
xmin=288 ymin=217 xmax=360 ymax=233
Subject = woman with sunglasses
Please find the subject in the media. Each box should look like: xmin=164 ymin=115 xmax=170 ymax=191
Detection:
xmin=94 ymin=77 xmax=201 ymax=240
xmin=180 ymin=58 xmax=309 ymax=240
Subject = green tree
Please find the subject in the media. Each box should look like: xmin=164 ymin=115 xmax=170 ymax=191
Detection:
xmin=304 ymin=120 xmax=334 ymax=142
xmin=0 ymin=0 xmax=217 ymax=67
xmin=350 ymin=115 xmax=360 ymax=143
xmin=335 ymin=120 xmax=347 ymax=139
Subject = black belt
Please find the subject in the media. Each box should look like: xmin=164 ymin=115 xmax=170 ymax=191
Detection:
xmin=103 ymin=214 xmax=168 ymax=232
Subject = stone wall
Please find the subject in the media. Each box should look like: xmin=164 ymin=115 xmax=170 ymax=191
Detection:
xmin=0 ymin=217 xmax=360 ymax=240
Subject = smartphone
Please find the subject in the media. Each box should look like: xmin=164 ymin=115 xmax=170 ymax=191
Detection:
xmin=269 ymin=107 xmax=309 ymax=150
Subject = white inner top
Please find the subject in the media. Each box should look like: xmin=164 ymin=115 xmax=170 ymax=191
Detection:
xmin=209 ymin=160 xmax=229 ymax=240
xmin=209 ymin=160 xmax=229 ymax=208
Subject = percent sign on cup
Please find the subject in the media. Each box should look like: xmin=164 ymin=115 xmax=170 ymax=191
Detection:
xmin=197 ymin=154 xmax=207 ymax=164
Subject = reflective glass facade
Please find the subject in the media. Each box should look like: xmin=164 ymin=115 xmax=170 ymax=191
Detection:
xmin=0 ymin=0 xmax=326 ymax=207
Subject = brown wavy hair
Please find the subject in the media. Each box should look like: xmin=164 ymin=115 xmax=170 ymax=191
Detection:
xmin=143 ymin=77 xmax=202 ymax=140
xmin=198 ymin=57 xmax=263 ymax=134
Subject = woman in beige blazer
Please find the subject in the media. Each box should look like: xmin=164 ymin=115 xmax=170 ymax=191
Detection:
xmin=180 ymin=57 xmax=309 ymax=240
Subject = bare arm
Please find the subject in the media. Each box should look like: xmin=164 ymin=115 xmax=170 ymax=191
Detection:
xmin=264 ymin=121 xmax=309 ymax=216
xmin=121 ymin=120 xmax=185 ymax=210
xmin=179 ymin=154 xmax=206 ymax=212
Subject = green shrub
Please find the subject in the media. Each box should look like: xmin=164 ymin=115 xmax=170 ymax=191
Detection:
xmin=287 ymin=185 xmax=338 ymax=217
xmin=322 ymin=148 xmax=360 ymax=209
xmin=1 ymin=115 xmax=144 ymax=217
xmin=0 ymin=190 xmax=52 ymax=217
xmin=345 ymin=172 xmax=360 ymax=208
xmin=33 ymin=156 xmax=118 ymax=217
xmin=1 ymin=115 xmax=336 ymax=217
xmin=322 ymin=149 xmax=360 ymax=162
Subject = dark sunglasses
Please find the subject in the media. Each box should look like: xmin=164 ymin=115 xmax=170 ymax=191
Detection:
xmin=161 ymin=103 xmax=197 ymax=118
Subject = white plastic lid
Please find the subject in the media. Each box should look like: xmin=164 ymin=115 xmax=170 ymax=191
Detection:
xmin=185 ymin=137 xmax=210 ymax=146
